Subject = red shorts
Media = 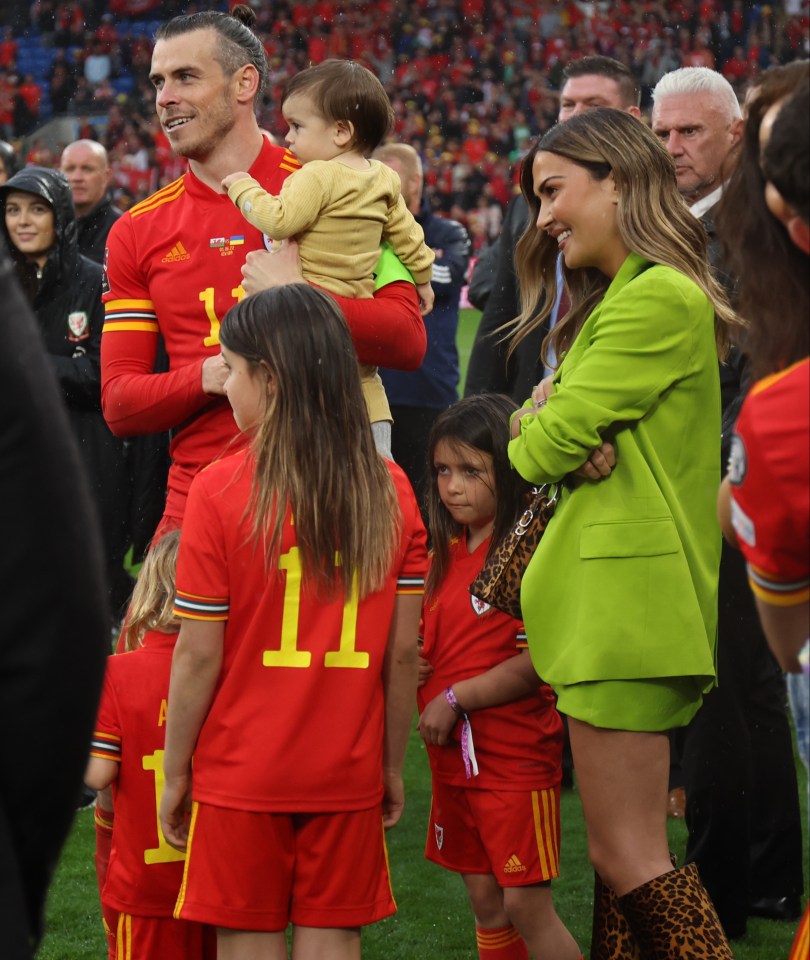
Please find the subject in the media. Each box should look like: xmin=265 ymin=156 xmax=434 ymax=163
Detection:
xmin=426 ymin=781 xmax=561 ymax=887
xmin=111 ymin=911 xmax=213 ymax=960
xmin=176 ymin=801 xmax=396 ymax=931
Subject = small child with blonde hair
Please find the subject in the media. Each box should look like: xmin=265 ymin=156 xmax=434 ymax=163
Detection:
xmin=86 ymin=530 xmax=213 ymax=959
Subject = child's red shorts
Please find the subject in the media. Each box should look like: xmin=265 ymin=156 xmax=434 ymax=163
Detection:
xmin=426 ymin=782 xmax=562 ymax=886
xmin=176 ymin=801 xmax=396 ymax=930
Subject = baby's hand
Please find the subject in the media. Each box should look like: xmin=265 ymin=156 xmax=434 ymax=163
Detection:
xmin=416 ymin=281 xmax=434 ymax=317
xmin=221 ymin=171 xmax=249 ymax=192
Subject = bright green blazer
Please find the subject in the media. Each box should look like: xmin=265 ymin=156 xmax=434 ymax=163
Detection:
xmin=508 ymin=253 xmax=721 ymax=693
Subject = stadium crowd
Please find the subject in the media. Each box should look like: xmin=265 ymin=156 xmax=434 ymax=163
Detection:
xmin=0 ymin=0 xmax=808 ymax=248
xmin=0 ymin=4 xmax=808 ymax=960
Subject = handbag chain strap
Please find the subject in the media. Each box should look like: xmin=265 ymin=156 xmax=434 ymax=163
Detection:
xmin=514 ymin=483 xmax=559 ymax=537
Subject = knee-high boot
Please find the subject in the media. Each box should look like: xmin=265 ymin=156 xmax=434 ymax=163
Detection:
xmin=591 ymin=872 xmax=641 ymax=960
xmin=618 ymin=862 xmax=734 ymax=959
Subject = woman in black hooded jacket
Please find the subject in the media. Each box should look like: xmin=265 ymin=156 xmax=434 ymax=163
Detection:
xmin=1 ymin=166 xmax=132 ymax=625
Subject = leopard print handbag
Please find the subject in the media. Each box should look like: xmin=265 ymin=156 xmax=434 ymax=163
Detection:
xmin=468 ymin=484 xmax=559 ymax=620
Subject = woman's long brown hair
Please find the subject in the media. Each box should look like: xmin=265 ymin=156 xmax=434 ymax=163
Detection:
xmin=505 ymin=108 xmax=739 ymax=368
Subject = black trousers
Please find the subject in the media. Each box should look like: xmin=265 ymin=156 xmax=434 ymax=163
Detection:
xmin=390 ymin=404 xmax=444 ymax=527
xmin=675 ymin=542 xmax=804 ymax=939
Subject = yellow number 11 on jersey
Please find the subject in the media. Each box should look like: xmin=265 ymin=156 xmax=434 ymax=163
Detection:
xmin=142 ymin=750 xmax=185 ymax=865
xmin=199 ymin=285 xmax=246 ymax=347
xmin=263 ymin=547 xmax=369 ymax=669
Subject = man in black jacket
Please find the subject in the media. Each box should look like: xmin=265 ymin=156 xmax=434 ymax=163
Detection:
xmin=60 ymin=139 xmax=122 ymax=265
xmin=61 ymin=137 xmax=170 ymax=564
xmin=376 ymin=142 xmax=471 ymax=517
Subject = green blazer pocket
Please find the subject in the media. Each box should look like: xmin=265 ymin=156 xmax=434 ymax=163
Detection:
xmin=579 ymin=518 xmax=680 ymax=559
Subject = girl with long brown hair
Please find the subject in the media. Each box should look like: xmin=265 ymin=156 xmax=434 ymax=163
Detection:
xmin=159 ymin=284 xmax=428 ymax=960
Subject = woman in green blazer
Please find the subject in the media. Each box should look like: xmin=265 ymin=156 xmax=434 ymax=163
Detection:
xmin=507 ymin=110 xmax=738 ymax=958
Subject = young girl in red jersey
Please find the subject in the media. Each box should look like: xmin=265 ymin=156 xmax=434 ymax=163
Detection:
xmin=159 ymin=284 xmax=427 ymax=960
xmin=417 ymin=394 xmax=581 ymax=960
xmin=86 ymin=530 xmax=213 ymax=959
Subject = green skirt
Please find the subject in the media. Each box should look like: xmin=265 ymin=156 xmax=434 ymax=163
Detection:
xmin=554 ymin=676 xmax=704 ymax=732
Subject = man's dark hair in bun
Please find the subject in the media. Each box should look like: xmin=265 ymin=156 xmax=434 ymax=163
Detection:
xmin=155 ymin=4 xmax=268 ymax=100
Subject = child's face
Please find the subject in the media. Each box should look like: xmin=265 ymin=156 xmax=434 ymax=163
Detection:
xmin=282 ymin=93 xmax=341 ymax=164
xmin=433 ymin=439 xmax=497 ymax=535
xmin=221 ymin=345 xmax=268 ymax=433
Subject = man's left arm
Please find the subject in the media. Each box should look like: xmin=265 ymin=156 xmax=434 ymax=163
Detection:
xmin=240 ymin=243 xmax=427 ymax=371
xmin=335 ymin=280 xmax=426 ymax=370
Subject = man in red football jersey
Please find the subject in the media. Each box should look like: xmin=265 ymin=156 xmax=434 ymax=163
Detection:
xmin=101 ymin=7 xmax=426 ymax=533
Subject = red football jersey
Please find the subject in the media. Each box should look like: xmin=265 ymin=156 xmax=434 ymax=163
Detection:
xmin=418 ymin=534 xmax=563 ymax=789
xmin=173 ymin=451 xmax=428 ymax=812
xmin=729 ymin=358 xmax=810 ymax=606
xmin=101 ymin=140 xmax=300 ymax=521
xmin=90 ymin=631 xmax=186 ymax=916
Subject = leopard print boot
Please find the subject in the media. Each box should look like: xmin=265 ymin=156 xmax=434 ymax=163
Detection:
xmin=591 ymin=872 xmax=641 ymax=959
xmin=618 ymin=862 xmax=734 ymax=959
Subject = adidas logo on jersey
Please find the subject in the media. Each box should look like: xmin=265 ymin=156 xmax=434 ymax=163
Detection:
xmin=161 ymin=241 xmax=191 ymax=263
xmin=503 ymin=854 xmax=527 ymax=874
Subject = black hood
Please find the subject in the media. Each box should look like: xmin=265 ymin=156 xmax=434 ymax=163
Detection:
xmin=0 ymin=166 xmax=78 ymax=293
xmin=0 ymin=166 xmax=77 ymax=247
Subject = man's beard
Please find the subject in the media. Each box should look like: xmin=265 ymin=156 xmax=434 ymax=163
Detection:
xmin=173 ymin=94 xmax=237 ymax=161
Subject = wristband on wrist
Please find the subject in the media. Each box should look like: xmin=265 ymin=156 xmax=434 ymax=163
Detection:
xmin=445 ymin=686 xmax=466 ymax=715
xmin=444 ymin=686 xmax=478 ymax=779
